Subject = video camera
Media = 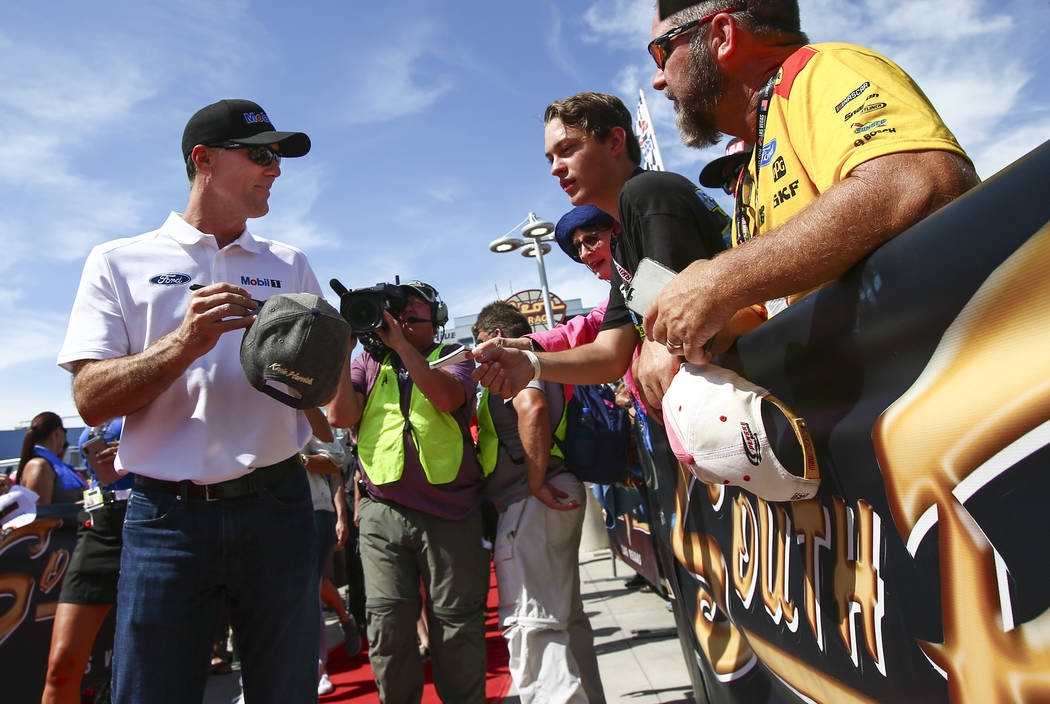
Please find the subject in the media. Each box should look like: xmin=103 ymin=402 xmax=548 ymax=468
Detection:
xmin=330 ymin=279 xmax=408 ymax=332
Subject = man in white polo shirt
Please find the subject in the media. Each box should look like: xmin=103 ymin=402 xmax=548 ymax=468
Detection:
xmin=57 ymin=99 xmax=341 ymax=704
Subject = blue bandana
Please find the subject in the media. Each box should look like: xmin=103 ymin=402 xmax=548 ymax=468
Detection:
xmin=33 ymin=445 xmax=86 ymax=491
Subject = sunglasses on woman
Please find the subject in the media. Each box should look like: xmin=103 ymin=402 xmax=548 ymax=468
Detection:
xmin=573 ymin=225 xmax=613 ymax=254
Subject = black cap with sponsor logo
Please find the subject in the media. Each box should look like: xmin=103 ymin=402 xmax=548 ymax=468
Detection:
xmin=182 ymin=99 xmax=311 ymax=161
xmin=240 ymin=293 xmax=351 ymax=410
xmin=699 ymin=137 xmax=753 ymax=188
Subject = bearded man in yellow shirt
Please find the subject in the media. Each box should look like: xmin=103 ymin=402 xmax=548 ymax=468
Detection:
xmin=641 ymin=0 xmax=979 ymax=377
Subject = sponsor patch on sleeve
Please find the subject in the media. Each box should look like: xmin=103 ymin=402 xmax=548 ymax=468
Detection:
xmin=835 ymin=82 xmax=870 ymax=113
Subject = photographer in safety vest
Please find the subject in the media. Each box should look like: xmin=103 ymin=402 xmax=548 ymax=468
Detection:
xmin=327 ymin=280 xmax=488 ymax=704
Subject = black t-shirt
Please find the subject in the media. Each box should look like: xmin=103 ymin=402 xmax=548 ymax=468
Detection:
xmin=601 ymin=168 xmax=728 ymax=332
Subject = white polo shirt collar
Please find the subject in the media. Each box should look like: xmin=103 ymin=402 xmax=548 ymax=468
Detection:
xmin=163 ymin=211 xmax=268 ymax=254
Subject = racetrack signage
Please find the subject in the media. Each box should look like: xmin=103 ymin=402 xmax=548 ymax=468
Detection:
xmin=635 ymin=141 xmax=1050 ymax=702
xmin=504 ymin=289 xmax=567 ymax=332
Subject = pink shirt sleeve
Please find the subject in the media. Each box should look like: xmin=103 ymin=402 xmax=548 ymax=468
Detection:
xmin=525 ymin=297 xmax=609 ymax=352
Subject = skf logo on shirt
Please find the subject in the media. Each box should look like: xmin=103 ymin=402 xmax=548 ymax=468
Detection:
xmin=772 ymin=180 xmax=800 ymax=208
xmin=149 ymin=273 xmax=192 ymax=286
xmin=243 ymin=112 xmax=271 ymax=125
xmin=241 ymin=276 xmax=282 ymax=289
xmin=739 ymin=422 xmax=762 ymax=466
xmin=267 ymin=363 xmax=313 ymax=386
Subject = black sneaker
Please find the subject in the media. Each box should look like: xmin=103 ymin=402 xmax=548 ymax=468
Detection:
xmin=624 ymin=574 xmax=648 ymax=590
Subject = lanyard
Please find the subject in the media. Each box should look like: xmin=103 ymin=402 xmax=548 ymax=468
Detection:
xmin=735 ymin=72 xmax=778 ymax=241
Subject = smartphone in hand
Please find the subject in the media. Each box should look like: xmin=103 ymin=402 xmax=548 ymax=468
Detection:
xmin=626 ymin=257 xmax=677 ymax=316
xmin=80 ymin=435 xmax=107 ymax=465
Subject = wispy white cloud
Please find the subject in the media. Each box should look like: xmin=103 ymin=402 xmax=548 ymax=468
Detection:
xmin=801 ymin=0 xmax=1040 ymax=179
xmin=425 ymin=186 xmax=462 ymax=204
xmin=0 ymin=0 xmax=283 ymax=269
xmin=969 ymin=119 xmax=1050 ymax=180
xmin=544 ymin=4 xmax=583 ymax=81
xmin=0 ymin=30 xmax=154 ymax=197
xmin=335 ymin=21 xmax=457 ymax=125
xmin=613 ymin=64 xmax=644 ymax=99
xmin=582 ymin=0 xmax=654 ymax=45
xmin=0 ymin=310 xmax=72 ymax=371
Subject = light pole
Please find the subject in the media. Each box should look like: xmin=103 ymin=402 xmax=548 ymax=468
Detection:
xmin=489 ymin=212 xmax=557 ymax=330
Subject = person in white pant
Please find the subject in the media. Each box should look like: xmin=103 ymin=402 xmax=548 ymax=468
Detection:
xmin=473 ymin=302 xmax=605 ymax=703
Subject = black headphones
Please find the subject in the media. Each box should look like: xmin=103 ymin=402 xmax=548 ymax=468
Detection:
xmin=401 ymin=280 xmax=449 ymax=327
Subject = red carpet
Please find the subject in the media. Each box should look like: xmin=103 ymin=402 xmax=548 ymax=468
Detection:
xmin=321 ymin=560 xmax=512 ymax=702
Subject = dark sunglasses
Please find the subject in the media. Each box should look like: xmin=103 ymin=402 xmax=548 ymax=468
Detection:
xmin=647 ymin=5 xmax=738 ymax=69
xmin=207 ymin=143 xmax=281 ymax=167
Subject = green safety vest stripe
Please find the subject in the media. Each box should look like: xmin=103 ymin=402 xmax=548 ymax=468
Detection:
xmin=476 ymin=387 xmax=566 ymax=475
xmin=358 ymin=345 xmax=465 ymax=485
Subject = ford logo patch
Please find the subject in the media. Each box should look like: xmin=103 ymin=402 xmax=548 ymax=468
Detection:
xmin=759 ymin=139 xmax=777 ymax=168
xmin=149 ymin=273 xmax=192 ymax=286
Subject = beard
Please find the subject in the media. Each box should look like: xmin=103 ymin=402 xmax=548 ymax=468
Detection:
xmin=669 ymin=40 xmax=727 ymax=149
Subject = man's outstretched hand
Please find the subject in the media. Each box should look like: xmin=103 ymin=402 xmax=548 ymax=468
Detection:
xmin=469 ymin=338 xmax=534 ymax=398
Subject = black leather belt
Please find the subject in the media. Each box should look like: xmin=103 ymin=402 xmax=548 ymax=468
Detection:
xmin=133 ymin=456 xmax=300 ymax=502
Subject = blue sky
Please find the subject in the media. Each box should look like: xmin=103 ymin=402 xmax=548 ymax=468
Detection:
xmin=1 ymin=0 xmax=1046 ymax=430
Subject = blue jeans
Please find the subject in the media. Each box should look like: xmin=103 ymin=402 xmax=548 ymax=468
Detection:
xmin=314 ymin=508 xmax=336 ymax=668
xmin=112 ymin=467 xmax=318 ymax=704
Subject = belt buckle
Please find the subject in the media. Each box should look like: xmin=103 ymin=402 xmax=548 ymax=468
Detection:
xmin=202 ymin=483 xmax=224 ymax=502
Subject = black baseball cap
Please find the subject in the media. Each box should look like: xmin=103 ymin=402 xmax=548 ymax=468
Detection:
xmin=182 ymin=99 xmax=311 ymax=161
xmin=699 ymin=137 xmax=752 ymax=188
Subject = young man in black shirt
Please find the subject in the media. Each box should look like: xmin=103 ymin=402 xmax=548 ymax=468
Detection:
xmin=475 ymin=91 xmax=727 ymax=419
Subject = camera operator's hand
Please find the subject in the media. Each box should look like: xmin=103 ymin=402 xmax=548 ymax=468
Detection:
xmin=376 ymin=304 xmax=468 ymax=413
xmin=375 ymin=310 xmax=410 ymax=354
